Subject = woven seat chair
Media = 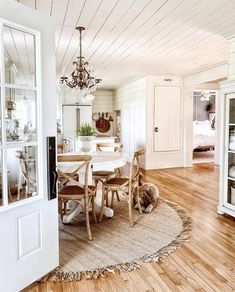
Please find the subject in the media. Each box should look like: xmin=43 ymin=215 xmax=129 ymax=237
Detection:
xmin=99 ymin=149 xmax=145 ymax=226
xmin=58 ymin=155 xmax=97 ymax=241
xmin=92 ymin=142 xmax=123 ymax=204
xmin=93 ymin=142 xmax=123 ymax=181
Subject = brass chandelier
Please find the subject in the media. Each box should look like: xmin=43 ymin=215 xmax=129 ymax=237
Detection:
xmin=60 ymin=26 xmax=102 ymax=95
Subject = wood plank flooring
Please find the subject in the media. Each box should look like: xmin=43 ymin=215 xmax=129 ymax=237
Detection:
xmin=25 ymin=163 xmax=235 ymax=292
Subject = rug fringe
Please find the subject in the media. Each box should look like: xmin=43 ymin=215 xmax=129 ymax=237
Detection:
xmin=43 ymin=197 xmax=192 ymax=282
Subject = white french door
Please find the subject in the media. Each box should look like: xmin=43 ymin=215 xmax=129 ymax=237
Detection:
xmin=0 ymin=1 xmax=58 ymax=291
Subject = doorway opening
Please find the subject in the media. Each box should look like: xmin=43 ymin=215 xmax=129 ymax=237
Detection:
xmin=192 ymin=83 xmax=217 ymax=164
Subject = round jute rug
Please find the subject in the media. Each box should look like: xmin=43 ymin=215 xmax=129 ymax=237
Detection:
xmin=49 ymin=197 xmax=192 ymax=282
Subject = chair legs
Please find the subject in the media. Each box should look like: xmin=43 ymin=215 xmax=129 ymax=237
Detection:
xmin=85 ymin=196 xmax=92 ymax=241
xmin=106 ymin=195 xmax=109 ymax=207
xmin=59 ymin=196 xmax=96 ymax=240
xmin=111 ymin=191 xmax=114 ymax=209
xmin=99 ymin=186 xmax=106 ymax=222
xmin=92 ymin=197 xmax=97 ymax=224
xmin=58 ymin=198 xmax=63 ymax=220
xmin=128 ymin=189 xmax=133 ymax=227
xmin=116 ymin=191 xmax=120 ymax=201
xmin=99 ymin=187 xmax=140 ymax=227
xmin=136 ymin=185 xmax=143 ymax=214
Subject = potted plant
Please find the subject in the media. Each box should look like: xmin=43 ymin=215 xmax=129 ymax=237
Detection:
xmin=76 ymin=123 xmax=97 ymax=152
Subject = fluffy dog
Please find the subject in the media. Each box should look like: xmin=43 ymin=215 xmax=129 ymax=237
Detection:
xmin=133 ymin=173 xmax=160 ymax=213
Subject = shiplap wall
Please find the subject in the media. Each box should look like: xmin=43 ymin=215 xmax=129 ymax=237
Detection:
xmin=93 ymin=90 xmax=114 ymax=136
xmin=114 ymin=77 xmax=146 ymax=166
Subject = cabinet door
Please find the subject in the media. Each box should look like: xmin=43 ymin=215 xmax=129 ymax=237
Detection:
xmin=224 ymin=94 xmax=235 ymax=211
xmin=154 ymin=86 xmax=181 ymax=152
xmin=63 ymin=105 xmax=80 ymax=138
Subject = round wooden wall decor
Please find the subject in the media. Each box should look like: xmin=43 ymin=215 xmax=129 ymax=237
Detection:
xmin=96 ymin=117 xmax=110 ymax=133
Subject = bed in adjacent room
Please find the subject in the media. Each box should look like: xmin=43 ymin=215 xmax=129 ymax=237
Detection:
xmin=193 ymin=120 xmax=215 ymax=150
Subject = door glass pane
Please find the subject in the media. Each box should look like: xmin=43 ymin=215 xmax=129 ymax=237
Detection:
xmin=227 ymin=179 xmax=235 ymax=206
xmin=3 ymin=26 xmax=36 ymax=87
xmin=5 ymin=88 xmax=37 ymax=143
xmin=7 ymin=146 xmax=38 ymax=203
xmin=229 ymin=98 xmax=235 ymax=124
xmin=0 ymin=151 xmax=3 ymax=206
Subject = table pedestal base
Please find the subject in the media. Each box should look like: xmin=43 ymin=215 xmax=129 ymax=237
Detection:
xmin=62 ymin=190 xmax=114 ymax=224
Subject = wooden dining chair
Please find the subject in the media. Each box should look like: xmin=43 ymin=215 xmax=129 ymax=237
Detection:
xmin=58 ymin=155 xmax=97 ymax=241
xmin=92 ymin=142 xmax=123 ymax=204
xmin=96 ymin=142 xmax=123 ymax=153
xmin=15 ymin=150 xmax=36 ymax=200
xmin=93 ymin=142 xmax=123 ymax=182
xmin=99 ymin=149 xmax=145 ymax=226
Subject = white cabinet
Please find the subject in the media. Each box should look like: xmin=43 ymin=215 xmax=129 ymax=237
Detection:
xmin=219 ymin=81 xmax=235 ymax=218
xmin=154 ymin=86 xmax=181 ymax=152
xmin=62 ymin=105 xmax=92 ymax=138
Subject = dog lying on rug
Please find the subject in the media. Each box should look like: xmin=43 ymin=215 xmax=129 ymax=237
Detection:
xmin=133 ymin=173 xmax=160 ymax=213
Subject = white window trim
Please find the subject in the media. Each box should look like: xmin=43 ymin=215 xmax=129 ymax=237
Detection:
xmin=0 ymin=18 xmax=43 ymax=212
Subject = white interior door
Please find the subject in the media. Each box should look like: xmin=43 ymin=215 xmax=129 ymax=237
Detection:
xmin=0 ymin=1 xmax=58 ymax=291
xmin=154 ymin=86 xmax=181 ymax=152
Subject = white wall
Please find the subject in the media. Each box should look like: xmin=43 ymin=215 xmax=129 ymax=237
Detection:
xmin=93 ymin=90 xmax=114 ymax=136
xmin=145 ymin=75 xmax=184 ymax=169
xmin=114 ymin=77 xmax=146 ymax=167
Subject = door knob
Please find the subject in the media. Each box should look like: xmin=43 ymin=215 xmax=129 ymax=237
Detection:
xmin=155 ymin=127 xmax=158 ymax=132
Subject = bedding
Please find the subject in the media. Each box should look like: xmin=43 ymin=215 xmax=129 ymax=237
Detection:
xmin=193 ymin=120 xmax=215 ymax=149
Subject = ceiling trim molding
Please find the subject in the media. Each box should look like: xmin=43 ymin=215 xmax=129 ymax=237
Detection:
xmin=184 ymin=63 xmax=228 ymax=85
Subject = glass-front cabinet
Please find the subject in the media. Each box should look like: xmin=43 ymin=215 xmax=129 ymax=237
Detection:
xmin=0 ymin=23 xmax=40 ymax=207
xmin=221 ymin=92 xmax=235 ymax=215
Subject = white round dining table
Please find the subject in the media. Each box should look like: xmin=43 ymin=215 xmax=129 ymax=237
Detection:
xmin=57 ymin=151 xmax=128 ymax=224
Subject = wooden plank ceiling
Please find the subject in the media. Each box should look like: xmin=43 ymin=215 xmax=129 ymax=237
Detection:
xmin=16 ymin=0 xmax=235 ymax=88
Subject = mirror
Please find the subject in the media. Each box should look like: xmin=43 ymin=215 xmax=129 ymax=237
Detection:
xmin=3 ymin=25 xmax=36 ymax=86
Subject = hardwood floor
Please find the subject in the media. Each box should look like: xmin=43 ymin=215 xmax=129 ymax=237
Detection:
xmin=25 ymin=163 xmax=235 ymax=292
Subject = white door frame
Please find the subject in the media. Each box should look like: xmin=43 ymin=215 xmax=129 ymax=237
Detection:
xmin=191 ymin=88 xmax=219 ymax=165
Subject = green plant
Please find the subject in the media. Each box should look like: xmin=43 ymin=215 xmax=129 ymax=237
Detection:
xmin=76 ymin=123 xmax=97 ymax=136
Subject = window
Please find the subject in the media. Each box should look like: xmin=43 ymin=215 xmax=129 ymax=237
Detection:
xmin=0 ymin=21 xmax=42 ymax=209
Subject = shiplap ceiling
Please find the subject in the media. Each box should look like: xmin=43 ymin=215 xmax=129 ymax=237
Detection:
xmin=4 ymin=25 xmax=35 ymax=86
xmin=16 ymin=0 xmax=235 ymax=88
